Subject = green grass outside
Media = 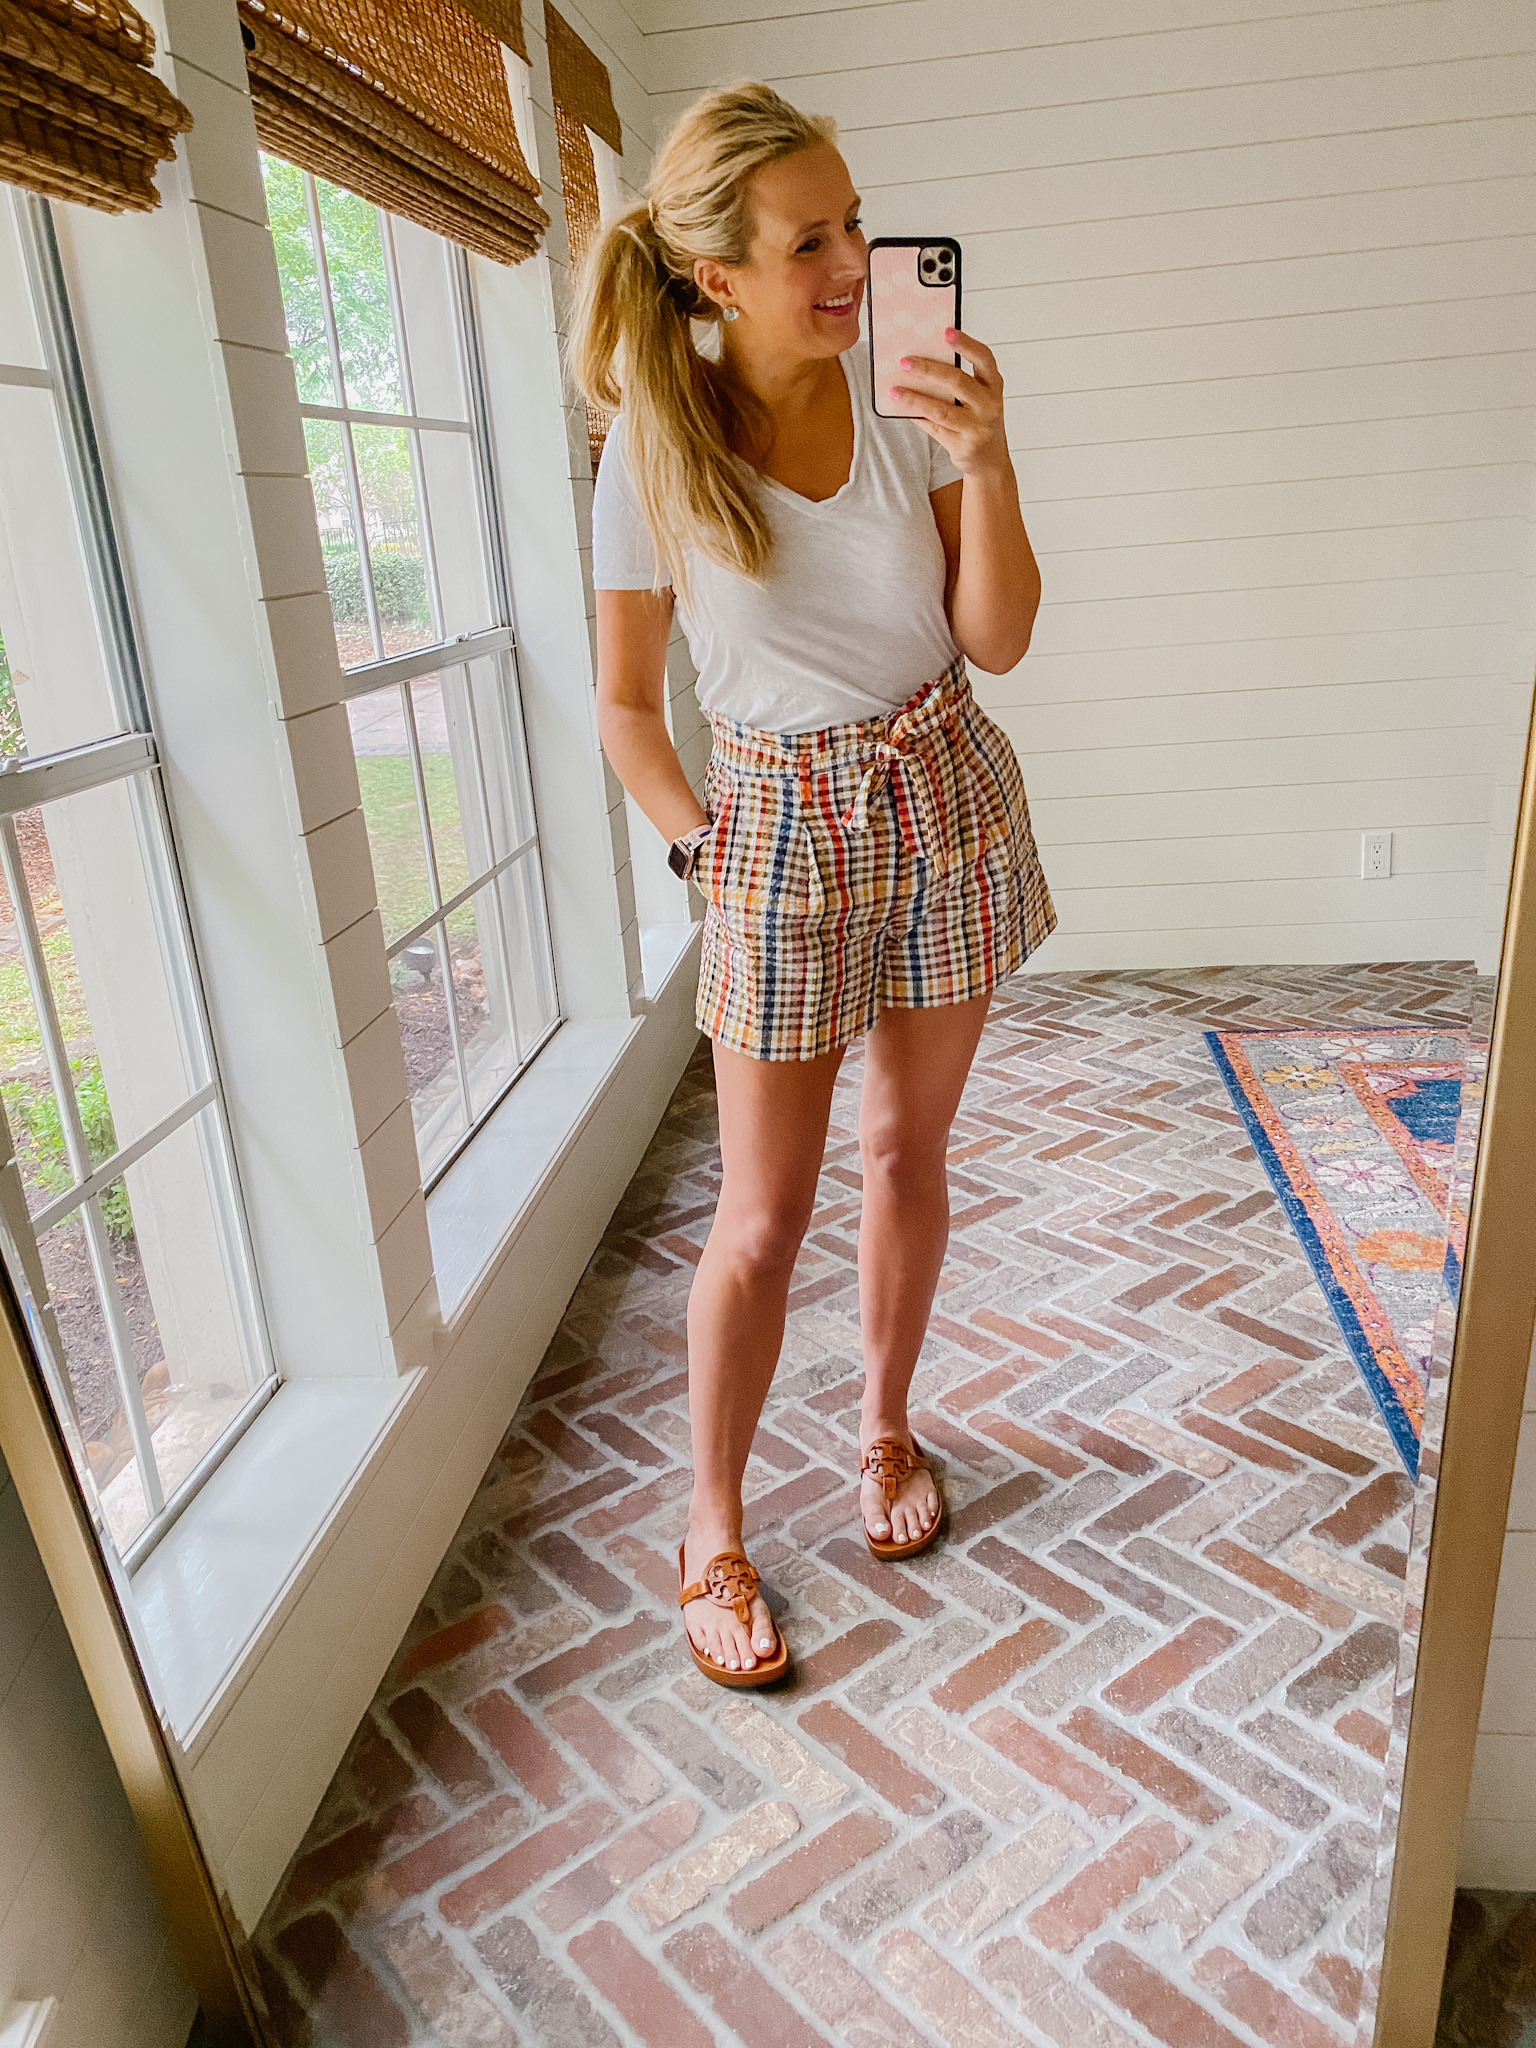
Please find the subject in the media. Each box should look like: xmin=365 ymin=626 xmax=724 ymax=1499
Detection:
xmin=356 ymin=752 xmax=467 ymax=946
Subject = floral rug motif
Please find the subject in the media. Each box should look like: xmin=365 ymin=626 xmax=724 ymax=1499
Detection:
xmin=1205 ymin=1027 xmax=1469 ymax=1477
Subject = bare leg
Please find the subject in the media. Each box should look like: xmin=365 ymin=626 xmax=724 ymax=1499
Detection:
xmin=683 ymin=1039 xmax=844 ymax=1671
xmin=857 ymin=994 xmax=991 ymax=1545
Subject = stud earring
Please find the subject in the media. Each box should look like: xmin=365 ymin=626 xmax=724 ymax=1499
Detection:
xmin=720 ymin=305 xmax=738 ymax=323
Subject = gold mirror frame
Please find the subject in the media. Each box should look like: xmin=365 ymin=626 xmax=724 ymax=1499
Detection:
xmin=0 ymin=700 xmax=1532 ymax=2047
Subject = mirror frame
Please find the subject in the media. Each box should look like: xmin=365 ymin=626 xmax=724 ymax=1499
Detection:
xmin=0 ymin=692 xmax=1532 ymax=2048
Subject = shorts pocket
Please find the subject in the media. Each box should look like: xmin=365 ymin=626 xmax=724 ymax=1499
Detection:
xmin=707 ymin=775 xmax=823 ymax=927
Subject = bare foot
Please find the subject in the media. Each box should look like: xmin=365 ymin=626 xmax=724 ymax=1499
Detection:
xmin=680 ymin=1520 xmax=778 ymax=1674
xmin=859 ymin=1427 xmax=940 ymax=1548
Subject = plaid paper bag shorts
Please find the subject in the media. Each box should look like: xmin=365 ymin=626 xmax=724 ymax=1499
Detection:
xmin=695 ymin=660 xmax=1056 ymax=1061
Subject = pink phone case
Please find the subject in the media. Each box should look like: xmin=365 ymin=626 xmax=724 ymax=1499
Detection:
xmin=867 ymin=239 xmax=962 ymax=420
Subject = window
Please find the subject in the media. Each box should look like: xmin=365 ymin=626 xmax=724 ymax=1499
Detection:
xmin=0 ymin=194 xmax=273 ymax=1564
xmin=262 ymin=159 xmax=560 ymax=1183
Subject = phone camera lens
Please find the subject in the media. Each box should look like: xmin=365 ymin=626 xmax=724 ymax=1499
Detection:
xmin=921 ymin=257 xmax=936 ymax=274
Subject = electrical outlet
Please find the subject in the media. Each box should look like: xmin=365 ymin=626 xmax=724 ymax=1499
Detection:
xmin=1362 ymin=831 xmax=1393 ymax=880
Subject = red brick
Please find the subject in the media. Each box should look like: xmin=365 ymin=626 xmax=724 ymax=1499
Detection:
xmin=1335 ymin=1709 xmax=1390 ymax=1762
xmin=969 ymin=1536 xmax=1103 ymax=1622
xmin=573 ymin=1467 xmax=691 ymax=1538
xmin=798 ymin=1703 xmax=943 ymax=1816
xmin=1306 ymin=1952 xmax=1363 ymax=2021
xmin=579 ymin=1412 xmax=668 ymax=1467
xmin=1148 ymin=1191 xmax=1227 ymax=1228
xmin=970 ymin=1306 xmax=1071 ymax=1359
xmin=1086 ymin=1472 xmax=1203 ymax=1539
xmin=439 ymin=1799 xmax=617 ymax=1927
xmin=753 ymin=1423 xmax=810 ymax=1471
xmin=970 ymin=1708 xmax=1133 ymax=1822
xmin=506 ymin=1469 xmax=633 ymax=1537
xmin=604 ymin=1533 xmax=678 ymax=1602
xmin=742 ymin=1465 xmax=841 ymax=1537
xmin=530 ymin=1530 xmax=633 ymax=1612
xmin=465 ymin=1690 xmax=579 ymax=1809
xmin=1118 ymin=1263 xmax=1206 ymax=1311
xmin=1286 ymin=1623 xmax=1398 ymax=1717
xmin=274 ymin=1911 xmax=409 ymax=2048
xmin=1200 ymin=1358 xmax=1300 ymax=1414
xmin=819 ymin=1537 xmax=943 ymax=1619
xmin=663 ymin=1923 xmax=832 ymax=2046
xmin=1216 ymin=1311 xmax=1321 ymax=1361
xmin=617 ymin=1367 xmax=690 ymax=1413
xmin=284 ymin=1792 xmax=442 ymax=1908
xmin=1311 ymin=1472 xmax=1415 ymax=1547
xmin=1203 ymin=1540 xmax=1355 ymax=1630
xmin=1179 ymin=1412 xmax=1300 ymax=1472
xmin=1085 ymin=1941 xmax=1248 ymax=2048
xmin=365 ymin=1795 xmax=525 ymax=1911
xmin=912 ymin=1409 xmax=1010 ymax=1473
xmin=763 ymin=1925 xmax=931 ymax=2048
xmin=543 ymin=1693 xmax=668 ymax=1809
xmin=537 ymin=1798 xmax=699 ymax=1931
xmin=387 ymin=1689 xmax=496 ymax=1805
xmin=525 ymin=1409 xmax=607 ymax=1471
xmin=1038 ymin=1412 xmax=1156 ymax=1476
xmin=1049 ymin=1541 xmax=1194 ymax=1626
xmin=1060 ymin=1708 xmax=1229 ymax=1826
xmin=945 ymin=1470 xmax=1051 ymax=1539
xmin=1033 ymin=1308 xmax=1132 ymax=1357
xmin=395 ymin=1605 xmax=511 ymax=1684
xmin=567 ymin=1921 xmax=715 ymax=2048
xmin=971 ymin=1411 xmax=1085 ymax=1478
xmin=791 ymin=1618 xmax=905 ymax=1696
xmin=515 ymin=1613 xmax=669 ymax=1699
xmin=931 ymin=1618 xmax=1066 ymax=1714
xmin=1174 ymin=1265 xmax=1259 ymax=1311
xmin=1028 ymin=1819 xmax=1186 ymax=1952
xmin=728 ymin=1809 xmax=893 ymax=1933
xmin=1102 ymin=1618 xmax=1240 ymax=1714
xmin=940 ymin=1365 xmax=1019 ymax=1413
xmin=1239 ymin=1411 xmax=1373 ymax=1476
xmin=1192 ymin=1945 xmax=1347 ymax=2048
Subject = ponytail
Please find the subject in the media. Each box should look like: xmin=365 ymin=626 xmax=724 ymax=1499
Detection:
xmin=569 ymin=82 xmax=836 ymax=598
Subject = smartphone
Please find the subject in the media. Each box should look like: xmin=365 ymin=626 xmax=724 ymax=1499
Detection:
xmin=867 ymin=237 xmax=962 ymax=421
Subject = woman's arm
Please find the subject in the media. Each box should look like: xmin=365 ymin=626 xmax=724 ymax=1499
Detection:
xmin=892 ymin=331 xmax=1040 ymax=675
xmin=595 ymin=587 xmax=710 ymax=842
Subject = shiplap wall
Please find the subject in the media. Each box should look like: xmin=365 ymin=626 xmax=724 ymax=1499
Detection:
xmin=615 ymin=0 xmax=1536 ymax=968
xmin=0 ymin=1456 xmax=193 ymax=2047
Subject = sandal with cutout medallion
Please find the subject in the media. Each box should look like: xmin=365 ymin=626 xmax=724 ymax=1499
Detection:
xmin=676 ymin=1545 xmax=790 ymax=1688
xmin=860 ymin=1435 xmax=944 ymax=1561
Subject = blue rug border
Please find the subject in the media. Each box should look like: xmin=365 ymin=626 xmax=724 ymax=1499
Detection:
xmin=1203 ymin=1030 xmax=1419 ymax=1479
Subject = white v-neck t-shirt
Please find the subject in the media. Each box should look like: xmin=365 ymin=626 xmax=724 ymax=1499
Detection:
xmin=592 ymin=344 xmax=963 ymax=734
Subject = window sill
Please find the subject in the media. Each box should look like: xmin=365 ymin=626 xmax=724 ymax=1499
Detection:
xmin=130 ymin=1373 xmax=420 ymax=1752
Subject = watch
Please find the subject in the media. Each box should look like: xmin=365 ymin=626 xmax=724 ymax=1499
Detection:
xmin=667 ymin=820 xmax=714 ymax=880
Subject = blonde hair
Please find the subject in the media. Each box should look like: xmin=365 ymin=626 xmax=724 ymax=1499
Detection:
xmin=570 ymin=80 xmax=836 ymax=594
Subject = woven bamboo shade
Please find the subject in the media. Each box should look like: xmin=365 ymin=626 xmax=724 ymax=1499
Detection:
xmin=0 ymin=0 xmax=193 ymax=213
xmin=544 ymin=5 xmax=620 ymax=153
xmin=241 ymin=0 xmax=548 ymax=265
xmin=458 ymin=0 xmax=525 ymax=62
xmin=552 ymin=101 xmax=608 ymax=472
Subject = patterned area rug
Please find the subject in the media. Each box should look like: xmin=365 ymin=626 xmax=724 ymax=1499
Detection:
xmin=1205 ymin=1029 xmax=1469 ymax=1479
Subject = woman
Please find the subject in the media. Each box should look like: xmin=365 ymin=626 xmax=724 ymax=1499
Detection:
xmin=574 ymin=81 xmax=1054 ymax=1687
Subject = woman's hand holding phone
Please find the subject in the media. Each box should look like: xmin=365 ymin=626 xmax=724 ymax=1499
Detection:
xmin=888 ymin=328 xmax=1010 ymax=480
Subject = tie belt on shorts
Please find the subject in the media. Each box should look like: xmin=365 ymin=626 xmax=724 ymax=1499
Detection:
xmin=706 ymin=660 xmax=969 ymax=859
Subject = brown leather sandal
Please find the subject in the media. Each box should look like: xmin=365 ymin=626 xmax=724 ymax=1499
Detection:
xmin=860 ymin=1436 xmax=944 ymax=1560
xmin=677 ymin=1546 xmax=789 ymax=1688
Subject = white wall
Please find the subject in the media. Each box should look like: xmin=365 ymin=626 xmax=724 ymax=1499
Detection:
xmin=0 ymin=1455 xmax=194 ymax=2048
xmin=622 ymin=0 xmax=1536 ymax=969
xmin=1461 ymin=1342 xmax=1536 ymax=1887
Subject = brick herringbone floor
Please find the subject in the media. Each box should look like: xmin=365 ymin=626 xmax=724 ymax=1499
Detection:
xmin=254 ymin=962 xmax=1478 ymax=2048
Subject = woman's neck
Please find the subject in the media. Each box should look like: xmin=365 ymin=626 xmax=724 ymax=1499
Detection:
xmin=719 ymin=330 xmax=845 ymax=419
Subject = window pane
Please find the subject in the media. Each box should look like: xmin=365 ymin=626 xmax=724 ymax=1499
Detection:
xmin=468 ymin=653 xmax=538 ymax=860
xmin=0 ymin=788 xmax=202 ymax=1209
xmin=418 ymin=430 xmax=493 ymax=639
xmin=349 ymin=685 xmax=433 ymax=944
xmin=393 ymin=926 xmax=467 ymax=1177
xmin=412 ymin=673 xmax=469 ymax=902
xmin=314 ymin=178 xmax=404 ymax=413
xmin=353 ymin=424 xmax=434 ymax=655
xmin=261 ymin=155 xmax=335 ymax=405
xmin=40 ymin=1108 xmax=267 ymax=1554
xmin=449 ymin=882 xmax=515 ymax=1121
xmin=0 ymin=386 xmax=131 ymax=755
xmin=388 ymin=216 xmax=466 ymax=419
xmin=497 ymin=855 xmax=560 ymax=1056
xmin=305 ymin=418 xmax=375 ymax=668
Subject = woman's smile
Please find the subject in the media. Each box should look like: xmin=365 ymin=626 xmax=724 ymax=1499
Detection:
xmin=813 ymin=285 xmax=862 ymax=321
